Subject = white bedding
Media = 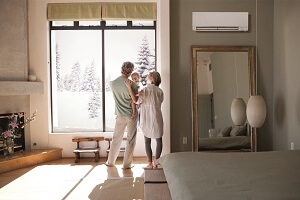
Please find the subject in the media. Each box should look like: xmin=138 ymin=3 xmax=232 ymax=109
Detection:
xmin=199 ymin=136 xmax=251 ymax=150
xmin=158 ymin=151 xmax=300 ymax=200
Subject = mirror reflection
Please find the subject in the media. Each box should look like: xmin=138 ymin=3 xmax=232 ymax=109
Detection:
xmin=197 ymin=52 xmax=251 ymax=151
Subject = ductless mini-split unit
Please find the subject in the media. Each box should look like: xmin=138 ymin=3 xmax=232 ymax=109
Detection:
xmin=192 ymin=12 xmax=248 ymax=32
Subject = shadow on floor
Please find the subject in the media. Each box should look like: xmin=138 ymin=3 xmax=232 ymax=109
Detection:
xmin=88 ymin=176 xmax=144 ymax=200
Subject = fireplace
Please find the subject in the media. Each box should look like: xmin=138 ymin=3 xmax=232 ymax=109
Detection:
xmin=0 ymin=112 xmax=25 ymax=155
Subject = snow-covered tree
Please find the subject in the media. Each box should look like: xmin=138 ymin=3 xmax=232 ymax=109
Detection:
xmin=95 ymin=77 xmax=101 ymax=92
xmin=105 ymin=75 xmax=111 ymax=92
xmin=80 ymin=61 xmax=100 ymax=92
xmin=69 ymin=60 xmax=81 ymax=92
xmin=135 ymin=36 xmax=155 ymax=85
xmin=80 ymin=64 xmax=90 ymax=92
xmin=150 ymin=48 xmax=156 ymax=71
xmin=56 ymin=44 xmax=63 ymax=91
xmin=88 ymin=91 xmax=101 ymax=118
xmin=63 ymin=74 xmax=72 ymax=91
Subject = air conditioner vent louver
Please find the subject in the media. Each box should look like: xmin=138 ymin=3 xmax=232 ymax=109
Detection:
xmin=196 ymin=27 xmax=240 ymax=31
xmin=193 ymin=12 xmax=248 ymax=32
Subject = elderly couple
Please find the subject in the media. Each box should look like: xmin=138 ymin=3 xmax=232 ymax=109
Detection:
xmin=105 ymin=61 xmax=164 ymax=169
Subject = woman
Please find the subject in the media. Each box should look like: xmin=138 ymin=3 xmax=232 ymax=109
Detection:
xmin=125 ymin=72 xmax=164 ymax=169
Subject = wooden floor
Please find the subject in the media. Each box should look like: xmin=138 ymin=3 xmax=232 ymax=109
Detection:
xmin=0 ymin=157 xmax=148 ymax=199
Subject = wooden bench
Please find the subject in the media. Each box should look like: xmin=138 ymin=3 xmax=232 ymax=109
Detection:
xmin=72 ymin=137 xmax=104 ymax=163
xmin=105 ymin=137 xmax=128 ymax=157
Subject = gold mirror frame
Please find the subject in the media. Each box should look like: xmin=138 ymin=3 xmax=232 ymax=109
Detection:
xmin=191 ymin=46 xmax=256 ymax=152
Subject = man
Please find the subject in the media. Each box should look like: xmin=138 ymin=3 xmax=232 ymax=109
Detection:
xmin=105 ymin=61 xmax=138 ymax=169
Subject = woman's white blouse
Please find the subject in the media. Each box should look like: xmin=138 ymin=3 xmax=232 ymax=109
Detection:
xmin=137 ymin=84 xmax=164 ymax=138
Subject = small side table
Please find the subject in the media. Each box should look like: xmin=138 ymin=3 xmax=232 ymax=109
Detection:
xmin=72 ymin=137 xmax=104 ymax=163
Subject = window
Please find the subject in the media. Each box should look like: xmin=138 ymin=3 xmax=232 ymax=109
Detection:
xmin=105 ymin=29 xmax=155 ymax=131
xmin=105 ymin=20 xmax=127 ymax=26
xmin=50 ymin=21 xmax=156 ymax=133
xmin=79 ymin=21 xmax=101 ymax=26
xmin=132 ymin=21 xmax=154 ymax=26
xmin=52 ymin=21 xmax=74 ymax=26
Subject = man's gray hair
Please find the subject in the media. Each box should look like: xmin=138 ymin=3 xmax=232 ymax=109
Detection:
xmin=121 ymin=61 xmax=134 ymax=75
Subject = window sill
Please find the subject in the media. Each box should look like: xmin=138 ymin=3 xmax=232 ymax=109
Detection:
xmin=49 ymin=131 xmax=114 ymax=135
xmin=49 ymin=131 xmax=142 ymax=135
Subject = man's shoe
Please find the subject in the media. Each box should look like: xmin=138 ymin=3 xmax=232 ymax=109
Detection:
xmin=122 ymin=165 xmax=135 ymax=169
xmin=105 ymin=162 xmax=114 ymax=167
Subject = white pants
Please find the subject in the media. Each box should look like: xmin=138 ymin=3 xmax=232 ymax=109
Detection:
xmin=107 ymin=115 xmax=138 ymax=168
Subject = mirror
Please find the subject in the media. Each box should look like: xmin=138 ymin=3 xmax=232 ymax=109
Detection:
xmin=191 ymin=46 xmax=256 ymax=152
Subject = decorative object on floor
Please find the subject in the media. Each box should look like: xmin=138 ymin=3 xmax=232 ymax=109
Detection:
xmin=28 ymin=74 xmax=37 ymax=81
xmin=247 ymin=95 xmax=266 ymax=152
xmin=0 ymin=111 xmax=37 ymax=157
xmin=231 ymin=98 xmax=247 ymax=125
xmin=246 ymin=95 xmax=266 ymax=128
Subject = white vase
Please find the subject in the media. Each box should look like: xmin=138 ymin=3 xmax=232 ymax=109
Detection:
xmin=3 ymin=138 xmax=14 ymax=157
xmin=246 ymin=95 xmax=267 ymax=128
xmin=231 ymin=98 xmax=247 ymax=126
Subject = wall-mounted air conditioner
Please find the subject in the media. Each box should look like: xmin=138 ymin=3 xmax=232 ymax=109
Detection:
xmin=192 ymin=12 xmax=248 ymax=32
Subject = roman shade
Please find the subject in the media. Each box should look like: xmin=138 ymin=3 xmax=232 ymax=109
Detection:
xmin=47 ymin=2 xmax=157 ymax=21
xmin=102 ymin=3 xmax=156 ymax=20
xmin=47 ymin=3 xmax=102 ymax=21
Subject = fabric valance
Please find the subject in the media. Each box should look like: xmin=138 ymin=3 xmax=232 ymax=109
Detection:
xmin=47 ymin=2 xmax=157 ymax=21
xmin=101 ymin=3 xmax=156 ymax=21
xmin=47 ymin=3 xmax=102 ymax=21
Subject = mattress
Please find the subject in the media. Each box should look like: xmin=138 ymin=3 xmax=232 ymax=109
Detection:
xmin=199 ymin=136 xmax=251 ymax=150
xmin=157 ymin=151 xmax=300 ymax=200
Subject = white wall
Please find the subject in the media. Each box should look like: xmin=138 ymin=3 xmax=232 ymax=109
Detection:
xmin=28 ymin=0 xmax=170 ymax=157
xmin=273 ymin=0 xmax=300 ymax=150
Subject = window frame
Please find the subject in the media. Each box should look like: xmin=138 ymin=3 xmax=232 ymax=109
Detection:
xmin=49 ymin=21 xmax=156 ymax=133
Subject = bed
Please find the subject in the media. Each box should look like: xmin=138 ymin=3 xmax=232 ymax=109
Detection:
xmin=157 ymin=151 xmax=300 ymax=200
xmin=199 ymin=136 xmax=251 ymax=150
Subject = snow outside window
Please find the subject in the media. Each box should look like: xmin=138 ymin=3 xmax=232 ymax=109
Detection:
xmin=50 ymin=22 xmax=155 ymax=133
xmin=105 ymin=30 xmax=155 ymax=131
xmin=52 ymin=21 xmax=74 ymax=26
xmin=79 ymin=21 xmax=101 ymax=26
xmin=51 ymin=30 xmax=103 ymax=132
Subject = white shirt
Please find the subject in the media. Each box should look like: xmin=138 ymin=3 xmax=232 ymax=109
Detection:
xmin=134 ymin=81 xmax=144 ymax=92
xmin=137 ymin=84 xmax=164 ymax=138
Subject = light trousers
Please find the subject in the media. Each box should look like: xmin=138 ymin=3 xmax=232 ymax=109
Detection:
xmin=107 ymin=115 xmax=138 ymax=168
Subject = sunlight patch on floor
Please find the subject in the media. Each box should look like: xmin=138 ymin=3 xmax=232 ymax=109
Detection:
xmin=0 ymin=164 xmax=94 ymax=199
xmin=0 ymin=162 xmax=146 ymax=199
